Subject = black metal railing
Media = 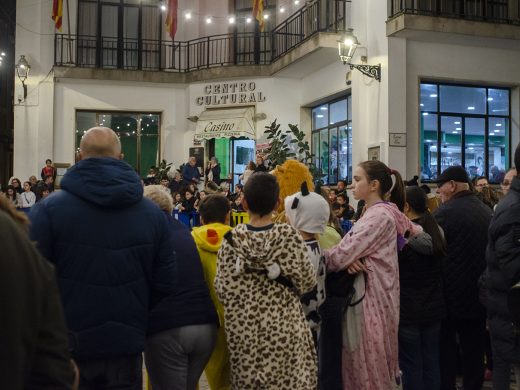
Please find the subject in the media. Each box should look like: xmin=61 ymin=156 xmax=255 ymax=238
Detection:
xmin=388 ymin=0 xmax=520 ymax=24
xmin=55 ymin=0 xmax=349 ymax=72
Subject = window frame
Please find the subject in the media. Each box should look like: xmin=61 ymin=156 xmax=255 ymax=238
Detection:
xmin=419 ymin=81 xmax=511 ymax=184
xmin=311 ymin=95 xmax=352 ymax=185
xmin=75 ymin=109 xmax=162 ymax=176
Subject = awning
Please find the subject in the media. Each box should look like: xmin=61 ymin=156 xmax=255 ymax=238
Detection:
xmin=194 ymin=107 xmax=255 ymax=140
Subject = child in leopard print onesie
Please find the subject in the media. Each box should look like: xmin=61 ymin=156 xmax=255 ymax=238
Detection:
xmin=215 ymin=173 xmax=318 ymax=390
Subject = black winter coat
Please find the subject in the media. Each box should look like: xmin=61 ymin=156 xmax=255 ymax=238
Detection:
xmin=485 ymin=176 xmax=520 ymax=362
xmin=399 ymin=227 xmax=446 ymax=325
xmin=30 ymin=158 xmax=177 ymax=359
xmin=434 ymin=191 xmax=492 ymax=320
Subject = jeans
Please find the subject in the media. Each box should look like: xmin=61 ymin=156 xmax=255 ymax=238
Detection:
xmin=399 ymin=321 xmax=441 ymax=390
xmin=440 ymin=317 xmax=486 ymax=390
xmin=319 ymin=296 xmax=345 ymax=390
xmin=76 ymin=354 xmax=142 ymax=390
xmin=145 ymin=324 xmax=217 ymax=390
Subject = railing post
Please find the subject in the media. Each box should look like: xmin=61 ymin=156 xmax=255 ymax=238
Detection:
xmin=54 ymin=34 xmax=58 ymax=65
xmin=186 ymin=41 xmax=190 ymax=72
xmin=207 ymin=36 xmax=210 ymax=68
xmin=270 ymin=30 xmax=275 ymax=62
xmin=233 ymin=31 xmax=238 ymax=65
xmin=317 ymin=0 xmax=321 ymax=30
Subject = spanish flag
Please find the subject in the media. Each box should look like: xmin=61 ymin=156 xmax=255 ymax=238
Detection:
xmin=52 ymin=0 xmax=63 ymax=31
xmin=253 ymin=0 xmax=265 ymax=32
xmin=165 ymin=0 xmax=178 ymax=40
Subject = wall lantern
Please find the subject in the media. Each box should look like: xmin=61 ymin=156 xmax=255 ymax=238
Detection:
xmin=16 ymin=55 xmax=30 ymax=99
xmin=338 ymin=29 xmax=381 ymax=82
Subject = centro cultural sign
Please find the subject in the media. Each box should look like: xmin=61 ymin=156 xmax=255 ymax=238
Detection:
xmin=196 ymin=81 xmax=266 ymax=106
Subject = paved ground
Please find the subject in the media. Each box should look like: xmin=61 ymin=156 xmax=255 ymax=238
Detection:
xmin=143 ymin=367 xmax=509 ymax=389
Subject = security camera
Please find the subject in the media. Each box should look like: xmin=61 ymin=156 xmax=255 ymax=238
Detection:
xmin=346 ymin=71 xmax=352 ymax=86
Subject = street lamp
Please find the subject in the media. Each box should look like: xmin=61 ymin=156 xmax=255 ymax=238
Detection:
xmin=16 ymin=55 xmax=30 ymax=100
xmin=338 ymin=29 xmax=381 ymax=82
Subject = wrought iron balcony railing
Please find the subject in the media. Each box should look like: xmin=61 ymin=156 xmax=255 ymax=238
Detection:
xmin=388 ymin=0 xmax=520 ymax=25
xmin=55 ymin=0 xmax=348 ymax=72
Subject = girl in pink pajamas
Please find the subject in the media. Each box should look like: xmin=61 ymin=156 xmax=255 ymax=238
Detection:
xmin=324 ymin=161 xmax=422 ymax=390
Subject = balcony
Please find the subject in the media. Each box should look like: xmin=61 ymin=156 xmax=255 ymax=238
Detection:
xmin=387 ymin=0 xmax=520 ymax=43
xmin=54 ymin=0 xmax=348 ymax=82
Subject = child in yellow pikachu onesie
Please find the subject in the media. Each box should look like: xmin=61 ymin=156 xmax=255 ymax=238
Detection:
xmin=191 ymin=194 xmax=232 ymax=390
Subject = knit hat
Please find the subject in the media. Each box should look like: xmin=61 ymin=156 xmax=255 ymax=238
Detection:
xmin=284 ymin=182 xmax=330 ymax=234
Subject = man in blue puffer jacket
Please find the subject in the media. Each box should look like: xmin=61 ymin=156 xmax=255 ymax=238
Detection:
xmin=30 ymin=127 xmax=177 ymax=390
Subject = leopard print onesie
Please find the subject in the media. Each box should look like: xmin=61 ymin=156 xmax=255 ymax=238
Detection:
xmin=215 ymin=223 xmax=318 ymax=390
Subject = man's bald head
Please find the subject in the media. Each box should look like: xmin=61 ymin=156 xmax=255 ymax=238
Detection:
xmin=79 ymin=127 xmax=122 ymax=159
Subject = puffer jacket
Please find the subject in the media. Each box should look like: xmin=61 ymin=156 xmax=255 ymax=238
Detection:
xmin=434 ymin=191 xmax=492 ymax=320
xmin=147 ymin=213 xmax=218 ymax=335
xmin=485 ymin=176 xmax=520 ymax=362
xmin=30 ymin=157 xmax=177 ymax=359
xmin=399 ymin=227 xmax=445 ymax=325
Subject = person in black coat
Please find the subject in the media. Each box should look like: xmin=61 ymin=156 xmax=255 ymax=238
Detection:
xmin=434 ymin=165 xmax=493 ymax=390
xmin=30 ymin=127 xmax=177 ymax=389
xmin=205 ymin=157 xmax=221 ymax=185
xmin=254 ymin=155 xmax=267 ymax=173
xmin=143 ymin=185 xmax=218 ymax=390
xmin=484 ymin=145 xmax=520 ymax=390
xmin=0 ymin=199 xmax=75 ymax=390
xmin=399 ymin=186 xmax=446 ymax=390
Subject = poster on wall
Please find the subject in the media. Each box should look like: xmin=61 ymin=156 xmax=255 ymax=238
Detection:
xmin=189 ymin=147 xmax=205 ymax=170
xmin=368 ymin=146 xmax=380 ymax=161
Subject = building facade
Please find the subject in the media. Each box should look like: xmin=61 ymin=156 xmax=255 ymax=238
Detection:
xmin=12 ymin=0 xmax=520 ymax=187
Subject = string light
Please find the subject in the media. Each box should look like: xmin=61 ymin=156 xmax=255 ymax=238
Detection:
xmin=160 ymin=3 xmax=166 ymax=11
xmin=171 ymin=0 xmax=301 ymax=24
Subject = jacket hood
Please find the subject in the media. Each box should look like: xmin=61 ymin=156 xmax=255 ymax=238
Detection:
xmin=191 ymin=223 xmax=232 ymax=253
xmin=372 ymin=202 xmax=414 ymax=237
xmin=60 ymin=158 xmax=143 ymax=208
xmin=226 ymin=224 xmax=295 ymax=273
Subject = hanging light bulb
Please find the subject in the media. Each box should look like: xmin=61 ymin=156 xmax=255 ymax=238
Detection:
xmin=246 ymin=17 xmax=252 ymax=23
xmin=280 ymin=6 xmax=285 ymax=12
xmin=185 ymin=11 xmax=192 ymax=19
xmin=228 ymin=15 xmax=236 ymax=24
xmin=263 ymin=13 xmax=269 ymax=20
xmin=160 ymin=3 xmax=167 ymax=11
xmin=206 ymin=16 xmax=212 ymax=24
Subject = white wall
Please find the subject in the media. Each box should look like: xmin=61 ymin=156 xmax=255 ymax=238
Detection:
xmin=54 ymin=80 xmax=188 ymax=170
xmin=405 ymin=40 xmax=520 ymax=178
xmin=14 ymin=0 xmax=56 ymax=180
xmin=186 ymin=77 xmax=303 ymax=161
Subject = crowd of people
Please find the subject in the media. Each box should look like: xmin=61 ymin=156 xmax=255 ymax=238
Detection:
xmin=2 ymin=125 xmax=520 ymax=390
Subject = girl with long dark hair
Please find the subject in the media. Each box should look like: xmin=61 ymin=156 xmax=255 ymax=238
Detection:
xmin=323 ymin=160 xmax=422 ymax=390
xmin=398 ymin=186 xmax=446 ymax=390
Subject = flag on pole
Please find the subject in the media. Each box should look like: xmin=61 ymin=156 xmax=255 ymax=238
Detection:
xmin=253 ymin=0 xmax=265 ymax=32
xmin=52 ymin=0 xmax=63 ymax=31
xmin=165 ymin=0 xmax=178 ymax=40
